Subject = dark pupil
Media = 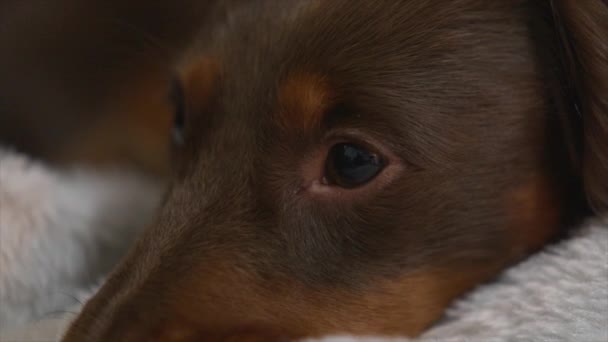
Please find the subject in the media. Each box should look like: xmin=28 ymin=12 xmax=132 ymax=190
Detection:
xmin=169 ymin=80 xmax=185 ymax=145
xmin=327 ymin=143 xmax=384 ymax=188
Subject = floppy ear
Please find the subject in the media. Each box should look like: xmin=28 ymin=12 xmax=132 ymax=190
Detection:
xmin=551 ymin=0 xmax=608 ymax=213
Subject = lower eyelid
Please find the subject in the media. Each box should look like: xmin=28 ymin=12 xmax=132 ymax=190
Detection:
xmin=306 ymin=162 xmax=404 ymax=200
xmin=325 ymin=127 xmax=391 ymax=148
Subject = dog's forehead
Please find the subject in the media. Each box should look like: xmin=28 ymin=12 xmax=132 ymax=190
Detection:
xmin=177 ymin=1 xmax=536 ymax=165
xmin=184 ymin=1 xmax=529 ymax=99
xmin=169 ymin=1 xmax=548 ymax=191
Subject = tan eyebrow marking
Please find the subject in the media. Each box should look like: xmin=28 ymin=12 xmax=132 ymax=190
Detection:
xmin=277 ymin=72 xmax=333 ymax=132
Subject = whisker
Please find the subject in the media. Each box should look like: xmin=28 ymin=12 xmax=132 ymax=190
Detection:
xmin=36 ymin=309 xmax=80 ymax=324
xmin=54 ymin=291 xmax=85 ymax=306
xmin=40 ymin=310 xmax=80 ymax=319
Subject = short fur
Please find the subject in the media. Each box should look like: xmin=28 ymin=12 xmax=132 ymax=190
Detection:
xmin=57 ymin=0 xmax=607 ymax=340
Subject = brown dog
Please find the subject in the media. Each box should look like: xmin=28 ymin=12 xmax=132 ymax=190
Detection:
xmin=0 ymin=0 xmax=214 ymax=174
xmin=59 ymin=0 xmax=607 ymax=340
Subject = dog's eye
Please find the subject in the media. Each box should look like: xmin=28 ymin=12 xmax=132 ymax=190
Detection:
xmin=325 ymin=143 xmax=385 ymax=188
xmin=169 ymin=79 xmax=186 ymax=145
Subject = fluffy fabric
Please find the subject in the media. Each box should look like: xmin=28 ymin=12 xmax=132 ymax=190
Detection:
xmin=0 ymin=148 xmax=606 ymax=341
xmin=0 ymin=148 xmax=162 ymax=331
xmin=311 ymin=219 xmax=608 ymax=342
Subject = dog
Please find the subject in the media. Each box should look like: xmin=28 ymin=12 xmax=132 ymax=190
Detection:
xmin=0 ymin=0 xmax=215 ymax=175
xmin=53 ymin=0 xmax=606 ymax=340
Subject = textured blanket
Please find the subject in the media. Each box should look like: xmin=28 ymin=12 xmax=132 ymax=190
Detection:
xmin=0 ymin=148 xmax=606 ymax=342
xmin=0 ymin=148 xmax=162 ymax=338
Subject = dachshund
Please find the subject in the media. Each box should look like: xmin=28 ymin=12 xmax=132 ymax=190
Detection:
xmin=56 ymin=0 xmax=607 ymax=340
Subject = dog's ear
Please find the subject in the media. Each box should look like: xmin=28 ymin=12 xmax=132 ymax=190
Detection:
xmin=552 ymin=0 xmax=608 ymax=213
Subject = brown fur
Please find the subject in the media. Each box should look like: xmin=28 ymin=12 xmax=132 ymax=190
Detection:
xmin=0 ymin=0 xmax=213 ymax=173
xmin=4 ymin=0 xmax=603 ymax=341
xmin=278 ymin=72 xmax=333 ymax=132
xmin=55 ymin=70 xmax=174 ymax=175
xmin=551 ymin=0 xmax=608 ymax=212
xmin=507 ymin=175 xmax=562 ymax=254
xmin=178 ymin=58 xmax=222 ymax=117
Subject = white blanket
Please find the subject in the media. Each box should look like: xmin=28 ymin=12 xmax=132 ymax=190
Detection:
xmin=0 ymin=148 xmax=606 ymax=342
xmin=312 ymin=219 xmax=608 ymax=342
xmin=0 ymin=148 xmax=162 ymax=339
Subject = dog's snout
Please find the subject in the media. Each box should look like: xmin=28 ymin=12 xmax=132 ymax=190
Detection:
xmin=63 ymin=281 xmax=292 ymax=342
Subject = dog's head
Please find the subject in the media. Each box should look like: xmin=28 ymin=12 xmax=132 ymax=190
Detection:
xmin=64 ymin=1 xmax=607 ymax=340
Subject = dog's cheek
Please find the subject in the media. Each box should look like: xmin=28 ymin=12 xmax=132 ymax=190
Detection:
xmin=505 ymin=174 xmax=562 ymax=256
xmin=168 ymin=262 xmax=506 ymax=338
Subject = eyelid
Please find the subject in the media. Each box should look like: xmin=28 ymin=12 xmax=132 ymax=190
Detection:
xmin=319 ymin=102 xmax=400 ymax=162
xmin=323 ymin=130 xmax=398 ymax=165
